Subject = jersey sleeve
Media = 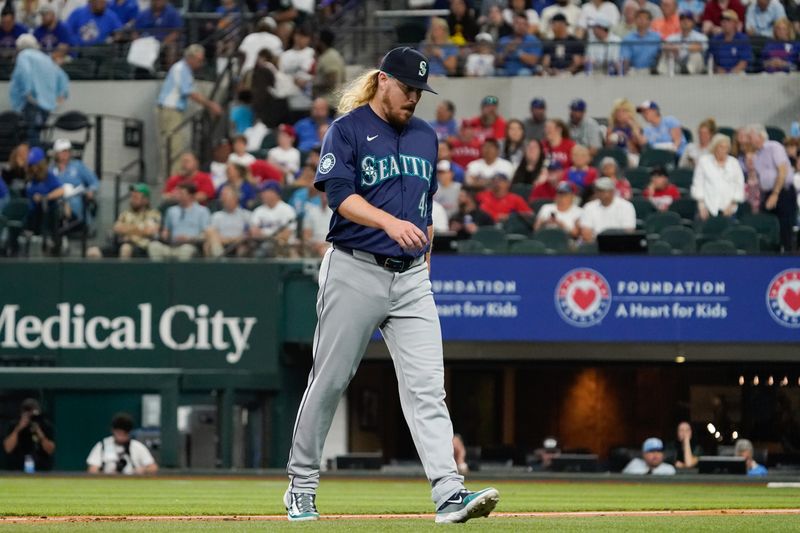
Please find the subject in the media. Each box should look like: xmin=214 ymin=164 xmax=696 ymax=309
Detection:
xmin=131 ymin=440 xmax=155 ymax=467
xmin=86 ymin=441 xmax=103 ymax=467
xmin=314 ymin=120 xmax=357 ymax=192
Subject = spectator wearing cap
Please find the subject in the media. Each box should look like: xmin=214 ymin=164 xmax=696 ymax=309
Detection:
xmin=613 ymin=1 xmax=638 ymax=38
xmin=678 ymin=0 xmax=705 ymax=23
xmin=502 ymin=119 xmax=527 ymax=170
xmin=535 ymin=181 xmax=583 ymax=238
xmin=239 ymin=17 xmax=282 ymax=73
xmin=465 ymin=32 xmax=496 ymax=77
xmin=204 ymin=185 xmax=251 ymax=258
xmin=496 ymin=14 xmax=543 ymax=76
xmin=109 ymin=0 xmax=139 ymax=26
xmin=579 ymin=176 xmax=636 ymax=241
xmin=25 ymin=146 xmax=64 ymax=250
xmin=163 ymin=152 xmax=216 ymax=206
xmin=542 ymin=14 xmax=586 ymax=75
xmin=524 ymin=98 xmax=547 ymax=142
xmin=643 ymin=166 xmax=681 ymax=211
xmin=513 ymin=139 xmax=546 ymax=185
xmin=762 ymin=18 xmax=800 ymax=73
xmin=481 ymin=5 xmax=512 ymax=43
xmin=540 ymin=0 xmax=581 ymax=38
xmin=585 ymin=16 xmax=622 ymax=73
xmin=566 ymin=144 xmax=599 ymax=192
xmin=746 ymin=0 xmax=785 ymax=38
xmin=149 ymin=182 xmax=210 ymax=260
xmin=250 ymin=181 xmax=297 ymax=257
xmin=9 ymin=34 xmax=69 ymax=147
xmin=679 ymin=118 xmax=716 ymax=169
xmin=542 ymin=119 xmax=576 ymax=168
xmin=652 ymin=0 xmax=681 ymax=38
xmin=438 ymin=141 xmax=466 ymax=183
xmin=659 ymin=11 xmax=709 ymax=75
xmin=434 ymin=159 xmax=462 ymax=218
xmin=430 ymin=100 xmax=458 ymax=142
xmin=598 ymin=156 xmax=633 ymax=199
xmin=50 ymin=138 xmax=99 ymax=225
xmin=568 ymin=100 xmax=603 ymax=156
xmin=279 ymin=25 xmax=315 ymax=95
xmin=709 ymin=10 xmax=752 ymax=73
xmin=466 ymin=138 xmax=515 ymax=188
xmin=66 ymin=0 xmax=123 ymax=46
xmin=503 ymin=0 xmax=540 ymax=35
xmin=531 ymin=161 xmax=566 ymax=200
xmin=702 ymin=0 xmax=746 ymax=36
xmin=638 ymin=100 xmax=687 ymax=155
xmin=577 ymin=0 xmax=620 ymax=40
xmin=476 ymin=172 xmax=532 ymax=222
xmin=0 ymin=3 xmax=27 ymax=50
xmin=623 ymin=438 xmax=677 ymax=475
xmin=420 ymin=17 xmax=458 ymax=77
xmin=447 ymin=0 xmax=480 ymax=45
xmin=735 ymin=439 xmax=768 ymax=476
xmin=34 ymin=4 xmax=76 ymax=56
xmin=110 ymin=183 xmax=161 ymax=258
xmin=472 ymin=95 xmax=506 ymax=144
xmin=450 ymin=119 xmax=483 ymax=169
xmin=621 ymin=10 xmax=662 ymax=73
xmin=690 ymin=133 xmax=744 ymax=220
xmin=268 ymin=124 xmax=301 ymax=183
xmin=219 ymin=162 xmax=259 ymax=210
xmin=313 ymin=29 xmax=345 ymax=109
xmin=294 ymin=97 xmax=331 ymax=153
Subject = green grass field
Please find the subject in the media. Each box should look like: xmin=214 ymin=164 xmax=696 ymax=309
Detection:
xmin=1 ymin=477 xmax=799 ymax=531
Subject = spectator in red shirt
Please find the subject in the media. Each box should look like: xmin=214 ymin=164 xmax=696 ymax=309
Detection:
xmin=531 ymin=161 xmax=566 ymax=201
xmin=471 ymin=95 xmax=506 ymax=143
xmin=450 ymin=119 xmax=484 ymax=169
xmin=598 ymin=156 xmax=633 ymax=199
xmin=542 ymin=119 xmax=576 ymax=168
xmin=477 ymin=172 xmax=533 ymax=222
xmin=249 ymin=159 xmax=284 ymax=184
xmin=643 ymin=166 xmax=681 ymax=210
xmin=566 ymin=144 xmax=599 ymax=193
xmin=702 ymin=0 xmax=745 ymax=35
xmin=163 ymin=152 xmax=215 ymax=205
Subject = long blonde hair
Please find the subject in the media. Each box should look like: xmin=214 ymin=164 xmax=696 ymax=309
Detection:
xmin=609 ymin=98 xmax=637 ymax=129
xmin=337 ymin=69 xmax=380 ymax=115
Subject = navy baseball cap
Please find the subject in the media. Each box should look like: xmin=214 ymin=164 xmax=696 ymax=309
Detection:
xmin=570 ymin=98 xmax=587 ymax=111
xmin=260 ymin=181 xmax=282 ymax=193
xmin=379 ymin=47 xmax=437 ymax=94
xmin=679 ymin=10 xmax=694 ymax=19
xmin=531 ymin=98 xmax=546 ymax=109
xmin=547 ymin=161 xmax=563 ymax=171
xmin=637 ymin=100 xmax=659 ymax=112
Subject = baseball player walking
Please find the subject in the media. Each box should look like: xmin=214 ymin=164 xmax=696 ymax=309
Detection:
xmin=284 ymin=47 xmax=499 ymax=524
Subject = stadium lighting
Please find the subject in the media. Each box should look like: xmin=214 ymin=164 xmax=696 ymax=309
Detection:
xmin=768 ymin=376 xmax=774 ymax=386
xmin=753 ymin=375 xmax=760 ymax=386
xmin=714 ymin=431 xmax=721 ymax=441
xmin=781 ymin=377 xmax=788 ymax=387
xmin=707 ymin=423 xmax=716 ymax=434
xmin=732 ymin=431 xmax=739 ymax=440
xmin=738 ymin=375 xmax=745 ymax=386
xmin=675 ymin=356 xmax=686 ymax=364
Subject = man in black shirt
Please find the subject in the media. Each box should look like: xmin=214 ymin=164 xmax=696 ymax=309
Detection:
xmin=3 ymin=398 xmax=56 ymax=471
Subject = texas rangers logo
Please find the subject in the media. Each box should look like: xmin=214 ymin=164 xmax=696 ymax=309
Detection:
xmin=318 ymin=153 xmax=336 ymax=174
xmin=766 ymin=269 xmax=800 ymax=328
xmin=555 ymin=268 xmax=611 ymax=327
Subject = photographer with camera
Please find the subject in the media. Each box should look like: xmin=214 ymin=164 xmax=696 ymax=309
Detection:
xmin=86 ymin=413 xmax=158 ymax=475
xmin=3 ymin=398 xmax=56 ymax=472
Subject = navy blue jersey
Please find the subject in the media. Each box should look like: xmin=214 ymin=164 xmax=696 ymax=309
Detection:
xmin=314 ymin=104 xmax=438 ymax=258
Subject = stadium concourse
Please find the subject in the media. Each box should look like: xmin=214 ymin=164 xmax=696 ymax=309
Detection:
xmin=1 ymin=0 xmax=800 ymax=530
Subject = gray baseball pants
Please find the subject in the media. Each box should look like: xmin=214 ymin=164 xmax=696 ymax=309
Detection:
xmin=286 ymin=246 xmax=465 ymax=508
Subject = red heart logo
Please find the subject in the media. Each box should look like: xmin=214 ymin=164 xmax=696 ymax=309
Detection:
xmin=573 ymin=288 xmax=597 ymax=310
xmin=783 ymin=288 xmax=800 ymax=312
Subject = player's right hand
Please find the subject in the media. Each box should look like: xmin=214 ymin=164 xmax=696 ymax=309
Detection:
xmin=384 ymin=218 xmax=427 ymax=251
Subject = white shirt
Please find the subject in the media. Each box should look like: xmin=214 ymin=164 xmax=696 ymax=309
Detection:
xmin=465 ymin=53 xmax=496 ymax=77
xmin=228 ymin=152 xmax=256 ymax=167
xmin=279 ymin=47 xmax=315 ymax=78
xmin=432 ymin=200 xmax=449 ymax=232
xmin=502 ymin=7 xmax=540 ymax=28
xmin=623 ymin=457 xmax=677 ymax=475
xmin=466 ymin=157 xmax=515 ymax=185
xmin=691 ymin=154 xmax=745 ymax=216
xmin=434 ymin=181 xmax=462 ymax=218
xmin=86 ymin=436 xmax=155 ymax=475
xmin=579 ymin=196 xmax=636 ymax=236
xmin=303 ymin=202 xmax=332 ymax=243
xmin=586 ymin=33 xmax=622 ymax=68
xmin=578 ymin=1 xmax=621 ymax=29
xmin=210 ymin=207 xmax=251 ymax=239
xmin=238 ymin=32 xmax=284 ymax=72
xmin=665 ymin=30 xmax=708 ymax=61
xmin=268 ymin=146 xmax=301 ymax=181
xmin=679 ymin=142 xmax=710 ymax=169
xmin=251 ymin=201 xmax=297 ymax=237
xmin=536 ymin=203 xmax=583 ymax=233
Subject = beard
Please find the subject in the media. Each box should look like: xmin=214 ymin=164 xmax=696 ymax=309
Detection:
xmin=382 ymin=92 xmax=416 ymax=129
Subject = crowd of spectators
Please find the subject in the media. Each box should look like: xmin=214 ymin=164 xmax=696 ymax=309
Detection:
xmin=416 ymin=0 xmax=800 ymax=75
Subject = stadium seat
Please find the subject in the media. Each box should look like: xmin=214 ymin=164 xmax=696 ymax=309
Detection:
xmin=644 ymin=211 xmax=682 ymax=235
xmin=0 ymin=111 xmax=26 ymax=163
xmin=576 ymin=242 xmax=598 ymax=254
xmin=699 ymin=239 xmax=738 ymax=255
xmin=740 ymin=213 xmax=781 ymax=251
xmin=668 ymin=198 xmax=697 ymax=220
xmin=659 ymin=226 xmax=697 ymax=254
xmin=722 ymin=225 xmax=760 ymax=254
xmin=0 ymin=61 xmax=12 ymax=81
xmin=530 ymin=198 xmax=550 ymax=214
xmin=592 ymin=147 xmax=627 ymax=170
xmin=717 ymin=126 xmax=735 ymax=140
xmin=681 ymin=127 xmax=693 ymax=143
xmin=46 ymin=111 xmax=92 ymax=160
xmin=625 ymin=168 xmax=651 ymax=191
xmin=532 ymin=227 xmax=569 ymax=253
xmin=502 ymin=212 xmax=533 ymax=236
xmin=668 ymin=168 xmax=694 ymax=192
xmin=639 ymin=148 xmax=676 ymax=169
xmin=62 ymin=58 xmax=98 ymax=80
xmin=456 ymin=239 xmax=487 ymax=254
xmin=648 ymin=239 xmax=673 ymax=255
xmin=766 ymin=125 xmax=786 ymax=143
xmin=471 ymin=227 xmax=507 ymax=252
xmin=736 ymin=202 xmax=753 ymax=218
xmin=696 ymin=215 xmax=732 ymax=246
xmin=511 ymin=183 xmax=532 ymax=199
xmin=632 ymin=197 xmax=656 ymax=222
xmin=509 ymin=239 xmax=547 ymax=255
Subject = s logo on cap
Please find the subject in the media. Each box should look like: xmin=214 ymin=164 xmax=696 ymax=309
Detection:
xmin=418 ymin=61 xmax=427 ymax=77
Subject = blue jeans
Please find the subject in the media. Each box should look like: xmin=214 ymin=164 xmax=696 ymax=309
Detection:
xmin=22 ymin=102 xmax=49 ymax=147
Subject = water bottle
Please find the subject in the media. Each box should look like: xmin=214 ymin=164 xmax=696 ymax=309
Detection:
xmin=23 ymin=455 xmax=35 ymax=474
xmin=584 ymin=58 xmax=593 ymax=76
xmin=791 ymin=121 xmax=800 ymax=138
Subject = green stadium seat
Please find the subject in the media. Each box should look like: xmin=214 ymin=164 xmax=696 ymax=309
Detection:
xmin=509 ymin=239 xmax=547 ymax=255
xmin=530 ymin=198 xmax=550 ymax=215
xmin=722 ymin=225 xmax=760 ymax=254
xmin=660 ymin=226 xmax=697 ymax=254
xmin=699 ymin=239 xmax=738 ymax=255
xmin=740 ymin=213 xmax=781 ymax=251
xmin=668 ymin=198 xmax=697 ymax=220
xmin=632 ymin=197 xmax=656 ymax=222
xmin=503 ymin=212 xmax=533 ymax=236
xmin=639 ymin=148 xmax=676 ymax=169
xmin=736 ymin=202 xmax=753 ymax=218
xmin=457 ymin=239 xmax=488 ymax=254
xmin=668 ymin=168 xmax=694 ymax=192
xmin=681 ymin=127 xmax=693 ymax=143
xmin=717 ymin=126 xmax=735 ymax=140
xmin=511 ymin=183 xmax=532 ymax=199
xmin=532 ymin=227 xmax=569 ymax=253
xmin=576 ymin=242 xmax=598 ymax=254
xmin=648 ymin=239 xmax=673 ymax=255
xmin=626 ymin=168 xmax=651 ymax=191
xmin=696 ymin=215 xmax=732 ymax=244
xmin=644 ymin=211 xmax=682 ymax=235
xmin=766 ymin=126 xmax=786 ymax=143
xmin=592 ymin=147 xmax=627 ymax=170
xmin=471 ymin=227 xmax=507 ymax=252
xmin=62 ymin=58 xmax=98 ymax=80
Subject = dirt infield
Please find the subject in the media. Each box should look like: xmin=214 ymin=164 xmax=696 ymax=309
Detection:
xmin=2 ymin=509 xmax=799 ymax=523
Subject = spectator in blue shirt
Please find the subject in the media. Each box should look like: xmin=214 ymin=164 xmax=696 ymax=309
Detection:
xmin=621 ymin=10 xmax=661 ymax=72
xmin=497 ymin=13 xmax=543 ymax=76
xmin=218 ymin=162 xmax=258 ymax=210
xmin=50 ymin=139 xmax=99 ymax=226
xmin=148 ymin=182 xmax=210 ymax=260
xmin=735 ymin=439 xmax=768 ymax=476
xmin=34 ymin=5 xmax=76 ymax=56
xmin=229 ymin=90 xmax=254 ymax=135
xmin=0 ymin=170 xmax=9 ymax=212
xmin=293 ymin=97 xmax=331 ymax=153
xmin=109 ymin=0 xmax=139 ymax=26
xmin=134 ymin=0 xmax=182 ymax=43
xmin=25 ymin=147 xmax=65 ymax=251
xmin=710 ymin=9 xmax=752 ymax=73
xmin=637 ymin=100 xmax=687 ymax=155
xmin=67 ymin=0 xmax=123 ymax=46
xmin=745 ymin=0 xmax=786 ymax=38
xmin=420 ymin=17 xmax=458 ymax=77
xmin=430 ymin=100 xmax=458 ymax=142
xmin=0 ymin=5 xmax=28 ymax=51
xmin=762 ymin=18 xmax=799 ymax=73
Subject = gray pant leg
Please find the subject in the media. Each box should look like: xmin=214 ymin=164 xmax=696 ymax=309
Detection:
xmin=381 ymin=262 xmax=465 ymax=508
xmin=287 ymin=248 xmax=390 ymax=493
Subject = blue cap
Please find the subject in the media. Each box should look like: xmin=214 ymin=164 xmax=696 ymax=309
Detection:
xmin=679 ymin=10 xmax=694 ymax=19
xmin=547 ymin=161 xmax=563 ymax=171
xmin=379 ymin=46 xmax=437 ymax=94
xmin=643 ymin=437 xmax=664 ymax=453
xmin=531 ymin=98 xmax=546 ymax=109
xmin=637 ymin=100 xmax=659 ymax=112
xmin=27 ymin=146 xmax=45 ymax=165
xmin=570 ymin=98 xmax=587 ymax=112
xmin=260 ymin=181 xmax=282 ymax=193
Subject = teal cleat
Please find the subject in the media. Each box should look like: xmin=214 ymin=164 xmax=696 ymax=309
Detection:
xmin=284 ymin=490 xmax=320 ymax=522
xmin=435 ymin=487 xmax=500 ymax=524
